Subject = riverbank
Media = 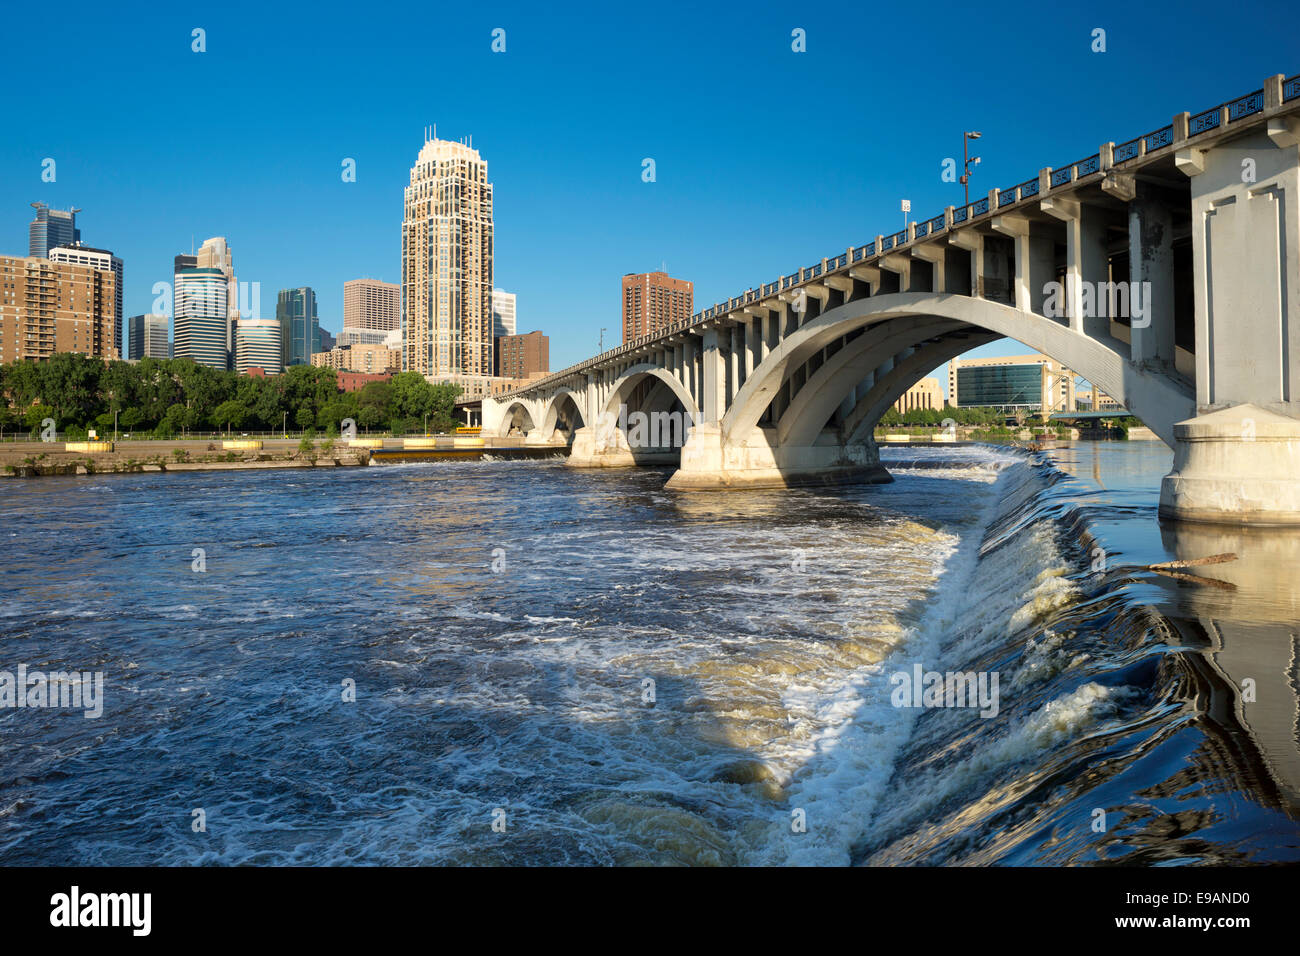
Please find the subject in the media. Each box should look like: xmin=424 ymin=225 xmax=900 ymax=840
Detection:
xmin=0 ymin=438 xmax=370 ymax=477
xmin=0 ymin=436 xmax=562 ymax=477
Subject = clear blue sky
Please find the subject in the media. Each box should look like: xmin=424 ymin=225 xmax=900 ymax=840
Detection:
xmin=4 ymin=0 xmax=1297 ymax=393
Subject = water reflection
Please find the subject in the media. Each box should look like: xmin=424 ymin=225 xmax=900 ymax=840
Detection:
xmin=1157 ymin=522 xmax=1300 ymax=807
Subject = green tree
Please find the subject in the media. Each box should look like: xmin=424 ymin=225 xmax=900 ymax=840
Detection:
xmin=38 ymin=352 xmax=106 ymax=427
xmin=212 ymin=400 xmax=247 ymax=435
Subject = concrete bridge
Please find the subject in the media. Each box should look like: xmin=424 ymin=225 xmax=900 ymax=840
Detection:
xmin=482 ymin=72 xmax=1300 ymax=526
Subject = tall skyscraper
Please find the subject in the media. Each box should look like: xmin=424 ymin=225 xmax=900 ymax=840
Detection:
xmin=401 ymin=133 xmax=494 ymax=377
xmin=174 ymin=268 xmax=229 ymax=369
xmin=0 ymin=255 xmax=116 ymax=362
xmin=492 ymin=288 xmax=516 ymax=339
xmin=193 ymin=237 xmax=239 ymax=364
xmin=235 ymin=318 xmax=284 ymax=375
xmin=127 ymin=313 xmax=170 ymax=360
xmin=277 ymin=287 xmax=318 ymax=368
xmin=343 ymin=279 xmax=400 ymax=331
xmin=28 ymin=203 xmax=80 ymax=258
xmin=49 ymin=245 xmax=123 ymax=358
xmin=622 ymin=272 xmax=693 ymax=342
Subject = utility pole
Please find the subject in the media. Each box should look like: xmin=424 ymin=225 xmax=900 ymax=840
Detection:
xmin=599 ymin=327 xmax=607 ymax=352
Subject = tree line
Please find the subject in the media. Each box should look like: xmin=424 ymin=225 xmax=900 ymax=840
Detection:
xmin=879 ymin=404 xmax=1020 ymax=427
xmin=0 ymin=354 xmax=463 ymax=439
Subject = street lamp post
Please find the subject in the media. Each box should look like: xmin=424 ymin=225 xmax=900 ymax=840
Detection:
xmin=961 ymin=131 xmax=982 ymax=209
xmin=282 ymin=412 xmax=286 ymax=438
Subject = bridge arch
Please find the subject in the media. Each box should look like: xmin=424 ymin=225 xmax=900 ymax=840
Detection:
xmin=538 ymin=388 xmax=586 ymax=442
xmin=603 ymin=364 xmax=701 ymax=423
xmin=723 ymin=292 xmax=1195 ymax=447
xmin=496 ymin=399 xmax=539 ymax=438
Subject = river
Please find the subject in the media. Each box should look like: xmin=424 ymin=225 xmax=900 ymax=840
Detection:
xmin=1 ymin=442 xmax=1296 ymax=865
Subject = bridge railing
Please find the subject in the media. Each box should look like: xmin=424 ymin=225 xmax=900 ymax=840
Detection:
xmin=492 ymin=72 xmax=1300 ymax=402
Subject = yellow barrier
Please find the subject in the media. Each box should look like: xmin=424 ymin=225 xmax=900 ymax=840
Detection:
xmin=222 ymin=439 xmax=263 ymax=450
xmin=452 ymin=437 xmax=485 ymax=448
xmin=402 ymin=437 xmax=439 ymax=449
xmin=348 ymin=438 xmax=384 ymax=449
xmin=65 ymin=441 xmax=114 ymax=453
xmin=882 ymin=434 xmax=911 ymax=443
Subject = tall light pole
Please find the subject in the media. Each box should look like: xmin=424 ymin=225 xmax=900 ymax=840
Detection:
xmin=961 ymin=131 xmax=982 ymax=209
xmin=598 ymin=327 xmax=608 ymax=352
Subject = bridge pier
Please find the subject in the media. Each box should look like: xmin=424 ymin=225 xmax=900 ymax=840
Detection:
xmin=1160 ymin=90 xmax=1300 ymax=526
xmin=1159 ymin=405 xmax=1300 ymax=525
xmin=664 ymin=424 xmax=890 ymax=490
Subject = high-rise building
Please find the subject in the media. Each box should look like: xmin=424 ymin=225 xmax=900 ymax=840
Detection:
xmin=170 ymin=238 xmax=238 ymax=368
xmin=495 ymin=330 xmax=549 ymax=380
xmin=0 ymin=255 xmax=117 ymax=362
xmin=948 ymin=354 xmax=1076 ymax=412
xmin=48 ymin=245 xmax=123 ymax=358
xmin=174 ymin=268 xmax=229 ymax=369
xmin=193 ymin=237 xmax=238 ymax=364
xmin=401 ymin=134 xmax=494 ymax=377
xmin=235 ymin=318 xmax=284 ymax=375
xmin=319 ymin=328 xmax=335 ymax=352
xmin=28 ymin=203 xmax=80 ymax=258
xmin=622 ymin=272 xmax=693 ymax=342
xmin=126 ymin=313 xmax=170 ymax=360
xmin=492 ymin=288 xmax=516 ymax=339
xmin=277 ymin=287 xmax=318 ymax=368
xmin=344 ymin=279 xmax=400 ymax=331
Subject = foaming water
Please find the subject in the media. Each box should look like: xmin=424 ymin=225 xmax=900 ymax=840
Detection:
xmin=1 ymin=443 xmax=1296 ymax=865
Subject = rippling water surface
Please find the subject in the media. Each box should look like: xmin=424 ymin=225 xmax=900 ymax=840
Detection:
xmin=1 ymin=442 xmax=1297 ymax=865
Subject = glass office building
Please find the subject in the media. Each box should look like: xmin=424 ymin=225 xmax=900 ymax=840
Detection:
xmin=955 ymin=363 xmax=1044 ymax=409
xmin=277 ymin=287 xmax=318 ymax=368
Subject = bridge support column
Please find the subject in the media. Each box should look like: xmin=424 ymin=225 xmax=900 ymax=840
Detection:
xmin=565 ymin=424 xmax=637 ymax=468
xmin=992 ymin=214 xmax=1055 ymax=315
xmin=1161 ymin=115 xmax=1300 ymax=525
xmin=702 ymin=327 xmax=726 ymax=421
xmin=1127 ymin=185 xmax=1177 ymax=365
xmin=664 ymin=425 xmax=891 ymax=490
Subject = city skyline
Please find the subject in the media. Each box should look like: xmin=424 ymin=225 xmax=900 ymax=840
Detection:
xmin=5 ymin=2 xmax=1296 ymax=385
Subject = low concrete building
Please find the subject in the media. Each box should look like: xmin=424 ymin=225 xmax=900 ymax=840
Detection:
xmin=894 ymin=376 xmax=943 ymax=414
